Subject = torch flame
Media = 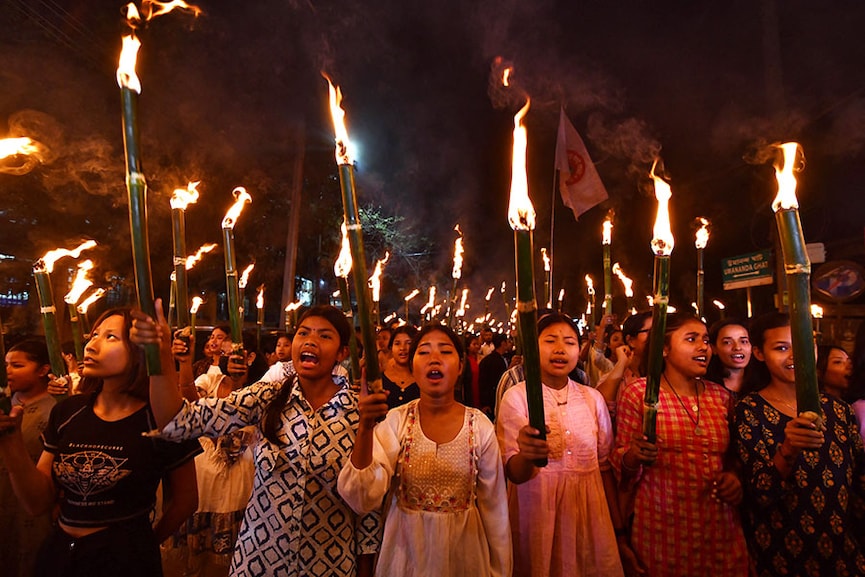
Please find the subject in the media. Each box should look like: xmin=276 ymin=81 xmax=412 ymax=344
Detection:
xmin=507 ymin=98 xmax=535 ymax=231
xmin=713 ymin=299 xmax=726 ymax=310
xmin=238 ymin=263 xmax=255 ymax=289
xmin=485 ymin=287 xmax=495 ymax=301
xmin=585 ymin=274 xmax=595 ymax=296
xmin=602 ymin=216 xmax=613 ymax=246
xmin=256 ymin=285 xmax=265 ymax=310
xmin=77 ymin=288 xmax=106 ymax=315
xmin=0 ymin=137 xmax=40 ymax=160
xmin=500 ymin=281 xmax=506 ymax=294
xmin=222 ymin=187 xmax=252 ymax=229
xmin=404 ymin=289 xmax=420 ymax=302
xmin=558 ymin=288 xmax=565 ymax=303
xmin=456 ymin=288 xmax=469 ymax=317
xmin=185 ymin=243 xmax=217 ymax=270
xmin=324 ymin=75 xmax=354 ymax=165
xmin=368 ymin=252 xmax=390 ymax=302
xmin=811 ymin=304 xmax=823 ymax=319
xmin=773 ymin=142 xmax=804 ymax=211
xmin=502 ymin=67 xmax=512 ymax=87
xmin=612 ymin=262 xmax=634 ymax=297
xmin=190 ymin=295 xmax=203 ymax=314
xmin=64 ymin=260 xmax=95 ymax=304
xmin=170 ymin=181 xmax=201 ymax=210
xmin=420 ymin=286 xmax=437 ymax=315
xmin=117 ymin=34 xmax=142 ymax=93
xmin=334 ymin=221 xmax=353 ymax=278
xmin=695 ymin=217 xmax=710 ymax=249
xmin=284 ymin=301 xmax=302 ymax=313
xmin=36 ymin=240 xmax=97 ymax=274
xmin=650 ymin=160 xmax=675 ymax=256
xmin=452 ymin=225 xmax=464 ymax=280
xmin=541 ymin=248 xmax=550 ymax=271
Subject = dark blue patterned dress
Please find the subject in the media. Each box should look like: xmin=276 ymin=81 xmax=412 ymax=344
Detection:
xmin=734 ymin=393 xmax=865 ymax=577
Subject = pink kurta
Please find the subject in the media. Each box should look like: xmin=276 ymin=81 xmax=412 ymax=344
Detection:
xmin=611 ymin=378 xmax=749 ymax=577
xmin=498 ymin=380 xmax=624 ymax=577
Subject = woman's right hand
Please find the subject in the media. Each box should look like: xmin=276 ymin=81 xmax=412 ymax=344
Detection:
xmin=779 ymin=411 xmax=824 ymax=460
xmin=46 ymin=374 xmax=71 ymax=396
xmin=625 ymin=435 xmax=658 ymax=468
xmin=516 ymin=425 xmax=550 ymax=462
xmin=357 ymin=374 xmax=389 ymax=431
xmin=171 ymin=329 xmax=194 ymax=365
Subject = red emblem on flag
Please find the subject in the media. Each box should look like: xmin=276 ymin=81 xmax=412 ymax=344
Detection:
xmin=565 ymin=149 xmax=586 ymax=185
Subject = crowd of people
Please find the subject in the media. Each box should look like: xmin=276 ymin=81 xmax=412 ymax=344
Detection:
xmin=3 ymin=299 xmax=865 ymax=577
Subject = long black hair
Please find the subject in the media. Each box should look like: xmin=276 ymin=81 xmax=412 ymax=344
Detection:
xmin=704 ymin=318 xmax=749 ymax=384
xmin=78 ymin=308 xmax=149 ymax=402
xmin=741 ymin=312 xmax=790 ymax=395
xmin=262 ymin=306 xmax=350 ymax=444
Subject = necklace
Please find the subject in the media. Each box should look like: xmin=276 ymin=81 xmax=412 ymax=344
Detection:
xmin=663 ymin=373 xmax=703 ymax=436
xmin=548 ymin=385 xmax=569 ymax=406
xmin=761 ymin=391 xmax=797 ymax=414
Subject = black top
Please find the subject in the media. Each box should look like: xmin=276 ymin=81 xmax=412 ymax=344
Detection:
xmin=42 ymin=392 xmax=202 ymax=527
xmin=381 ymin=373 xmax=420 ymax=410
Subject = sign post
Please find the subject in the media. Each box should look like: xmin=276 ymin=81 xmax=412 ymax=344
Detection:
xmin=722 ymin=250 xmax=774 ymax=317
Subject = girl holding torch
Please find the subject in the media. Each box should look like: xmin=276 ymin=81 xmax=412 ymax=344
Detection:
xmin=497 ymin=313 xmax=624 ymax=576
xmin=338 ymin=324 xmax=512 ymax=577
xmin=0 ymin=308 xmax=201 ymax=577
xmin=612 ymin=313 xmax=749 ymax=577
xmin=734 ymin=313 xmax=865 ymax=576
xmin=132 ymin=303 xmax=380 ymax=577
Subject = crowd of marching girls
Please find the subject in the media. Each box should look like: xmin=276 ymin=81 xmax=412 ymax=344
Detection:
xmin=3 ymin=299 xmax=865 ymax=577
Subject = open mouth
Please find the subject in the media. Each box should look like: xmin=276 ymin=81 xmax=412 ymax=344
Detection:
xmin=549 ymin=358 xmax=570 ymax=369
xmin=730 ymin=354 xmax=746 ymax=362
xmin=426 ymin=369 xmax=444 ymax=381
xmin=298 ymin=351 xmax=319 ymax=366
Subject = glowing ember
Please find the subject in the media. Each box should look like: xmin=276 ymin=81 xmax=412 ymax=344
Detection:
xmin=256 ymin=285 xmax=265 ymax=310
xmin=77 ymin=289 xmax=106 ymax=315
xmin=369 ymin=252 xmax=390 ymax=302
xmin=773 ymin=142 xmax=804 ymax=211
xmin=650 ymin=160 xmax=675 ymax=256
xmin=36 ymin=240 xmax=97 ymax=274
xmin=222 ymin=187 xmax=252 ymax=229
xmin=238 ymin=263 xmax=255 ymax=289
xmin=185 ymin=243 xmax=217 ymax=270
xmin=541 ymin=248 xmax=550 ymax=272
xmin=170 ymin=181 xmax=201 ymax=210
xmin=324 ymin=75 xmax=354 ymax=165
xmin=612 ymin=263 xmax=634 ymax=297
xmin=189 ymin=295 xmax=203 ymax=314
xmin=507 ymin=99 xmax=534 ymax=231
xmin=602 ymin=216 xmax=613 ymax=246
xmin=452 ymin=225 xmax=464 ymax=280
xmin=811 ymin=304 xmax=823 ymax=319
xmin=404 ymin=289 xmax=420 ymax=302
xmin=695 ymin=217 xmax=710 ymax=249
xmin=64 ymin=260 xmax=95 ymax=304
xmin=334 ymin=221 xmax=352 ymax=278
xmin=713 ymin=299 xmax=726 ymax=310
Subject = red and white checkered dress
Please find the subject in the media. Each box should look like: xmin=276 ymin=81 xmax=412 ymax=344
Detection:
xmin=612 ymin=378 xmax=749 ymax=577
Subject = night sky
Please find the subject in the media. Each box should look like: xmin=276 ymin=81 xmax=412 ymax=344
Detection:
xmin=2 ymin=0 xmax=865 ymax=328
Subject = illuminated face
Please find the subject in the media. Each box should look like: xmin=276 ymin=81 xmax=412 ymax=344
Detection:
xmin=391 ymin=333 xmax=412 ymax=367
xmin=663 ymin=319 xmax=711 ymax=379
xmin=467 ymin=337 xmax=481 ymax=356
xmin=5 ymin=351 xmax=49 ymax=394
xmin=753 ymin=326 xmax=795 ymax=386
xmin=538 ymin=322 xmax=580 ymax=382
xmin=609 ymin=330 xmax=624 ymax=351
xmin=275 ymin=336 xmax=292 ymax=363
xmin=481 ymin=329 xmax=493 ymax=344
xmin=713 ymin=324 xmax=751 ymax=371
xmin=82 ymin=315 xmax=131 ymax=380
xmin=822 ymin=348 xmax=851 ymax=393
xmin=413 ymin=330 xmax=461 ymax=399
xmin=206 ymin=328 xmax=229 ymax=356
xmin=627 ymin=318 xmax=652 ymax=357
xmin=292 ymin=316 xmax=347 ymax=380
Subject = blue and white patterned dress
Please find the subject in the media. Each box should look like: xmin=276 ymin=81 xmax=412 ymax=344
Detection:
xmin=161 ymin=375 xmax=380 ymax=577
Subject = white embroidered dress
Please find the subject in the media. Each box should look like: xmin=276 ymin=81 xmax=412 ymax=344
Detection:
xmin=338 ymin=400 xmax=512 ymax=577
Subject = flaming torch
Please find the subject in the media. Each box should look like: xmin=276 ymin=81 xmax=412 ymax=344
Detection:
xmin=557 ymin=288 xmax=565 ymax=313
xmin=484 ymin=287 xmax=495 ymax=316
xmin=284 ymin=301 xmax=302 ymax=333
xmin=189 ymin=296 xmax=203 ymax=340
xmin=78 ymin=288 xmax=106 ymax=334
xmin=404 ymin=288 xmax=420 ymax=325
xmin=170 ymin=181 xmax=200 ymax=330
xmin=369 ymin=252 xmax=389 ymax=326
xmin=335 ymin=222 xmax=361 ymax=382
xmin=713 ymin=299 xmax=726 ymax=319
xmin=541 ymin=248 xmax=552 ymax=309
xmin=642 ymin=161 xmax=676 ymax=443
xmin=500 ymin=281 xmax=512 ymax=324
xmin=325 ymin=76 xmax=381 ymax=392
xmin=448 ymin=225 xmax=464 ymax=327
xmin=33 ymin=240 xmax=96 ymax=380
xmin=585 ymin=274 xmax=597 ymax=326
xmin=773 ymin=142 xmax=821 ymax=418
xmin=811 ymin=304 xmax=824 ymax=344
xmin=507 ymin=97 xmax=546 ymax=463
xmin=420 ymin=286 xmax=436 ymax=322
xmin=0 ymin=136 xmax=43 ymax=175
xmin=612 ymin=262 xmax=635 ymax=314
xmin=221 ymin=187 xmax=252 ymax=350
xmin=256 ymin=285 xmax=265 ymax=349
xmin=602 ymin=213 xmax=614 ymax=315
xmin=64 ymin=260 xmax=94 ymax=362
xmin=695 ymin=217 xmax=710 ymax=320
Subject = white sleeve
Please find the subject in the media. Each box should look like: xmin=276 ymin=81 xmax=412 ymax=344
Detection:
xmin=337 ymin=406 xmax=406 ymax=514
xmin=475 ymin=413 xmax=513 ymax=577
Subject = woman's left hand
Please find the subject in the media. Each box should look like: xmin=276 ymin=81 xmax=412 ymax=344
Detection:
xmin=712 ymin=471 xmax=742 ymax=505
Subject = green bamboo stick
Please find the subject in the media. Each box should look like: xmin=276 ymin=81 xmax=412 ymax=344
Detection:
xmin=603 ymin=243 xmax=613 ymax=316
xmin=222 ymin=225 xmax=243 ymax=348
xmin=775 ymin=208 xmax=821 ymax=417
xmin=337 ymin=275 xmax=362 ymax=384
xmin=68 ymin=303 xmax=84 ymax=362
xmin=32 ymin=269 xmax=68 ymax=382
xmin=0 ymin=313 xmax=7 ymax=390
xmin=642 ymin=255 xmax=670 ymax=443
xmin=696 ymin=247 xmax=705 ymax=320
xmin=171 ymin=207 xmax=190 ymax=329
